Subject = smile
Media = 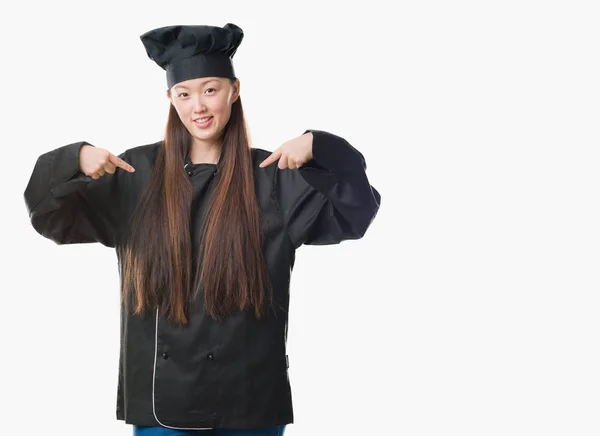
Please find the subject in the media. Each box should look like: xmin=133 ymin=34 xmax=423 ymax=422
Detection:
xmin=194 ymin=116 xmax=213 ymax=128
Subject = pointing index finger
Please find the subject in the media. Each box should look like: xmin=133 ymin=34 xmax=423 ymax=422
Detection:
xmin=259 ymin=150 xmax=282 ymax=168
xmin=109 ymin=153 xmax=135 ymax=172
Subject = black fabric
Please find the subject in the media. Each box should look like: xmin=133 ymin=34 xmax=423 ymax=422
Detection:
xmin=140 ymin=23 xmax=243 ymax=89
xmin=23 ymin=130 xmax=382 ymax=429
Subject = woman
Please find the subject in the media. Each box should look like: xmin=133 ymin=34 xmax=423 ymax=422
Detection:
xmin=23 ymin=23 xmax=381 ymax=435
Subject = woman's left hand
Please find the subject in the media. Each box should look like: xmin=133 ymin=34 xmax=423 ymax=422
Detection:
xmin=259 ymin=132 xmax=314 ymax=170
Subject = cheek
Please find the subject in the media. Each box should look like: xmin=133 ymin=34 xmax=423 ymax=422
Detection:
xmin=174 ymin=104 xmax=192 ymax=123
xmin=171 ymin=103 xmax=183 ymax=116
xmin=212 ymin=101 xmax=231 ymax=120
xmin=178 ymin=104 xmax=192 ymax=116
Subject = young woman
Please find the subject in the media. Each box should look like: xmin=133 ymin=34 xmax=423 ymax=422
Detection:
xmin=23 ymin=23 xmax=381 ymax=436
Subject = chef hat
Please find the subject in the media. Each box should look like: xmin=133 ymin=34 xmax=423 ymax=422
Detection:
xmin=140 ymin=23 xmax=244 ymax=89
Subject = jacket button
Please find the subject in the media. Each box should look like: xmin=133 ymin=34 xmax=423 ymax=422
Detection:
xmin=162 ymin=352 xmax=169 ymax=360
xmin=206 ymin=352 xmax=215 ymax=361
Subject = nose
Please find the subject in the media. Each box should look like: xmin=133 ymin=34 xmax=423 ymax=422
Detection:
xmin=192 ymin=94 xmax=207 ymax=113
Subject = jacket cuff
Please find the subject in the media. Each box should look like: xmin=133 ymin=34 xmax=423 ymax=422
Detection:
xmin=302 ymin=129 xmax=366 ymax=173
xmin=49 ymin=141 xmax=93 ymax=185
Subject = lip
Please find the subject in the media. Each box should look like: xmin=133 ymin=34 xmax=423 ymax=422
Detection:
xmin=193 ymin=116 xmax=213 ymax=129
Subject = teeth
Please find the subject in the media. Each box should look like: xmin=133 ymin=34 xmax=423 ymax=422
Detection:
xmin=196 ymin=117 xmax=212 ymax=123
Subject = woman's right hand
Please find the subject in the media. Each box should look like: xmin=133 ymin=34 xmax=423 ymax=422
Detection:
xmin=79 ymin=144 xmax=135 ymax=179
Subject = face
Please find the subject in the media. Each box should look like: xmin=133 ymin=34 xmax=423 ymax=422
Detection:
xmin=167 ymin=77 xmax=240 ymax=147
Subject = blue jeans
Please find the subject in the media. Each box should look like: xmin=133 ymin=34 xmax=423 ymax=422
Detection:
xmin=133 ymin=425 xmax=286 ymax=436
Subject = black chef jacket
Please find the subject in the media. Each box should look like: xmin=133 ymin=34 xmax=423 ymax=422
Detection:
xmin=23 ymin=129 xmax=382 ymax=430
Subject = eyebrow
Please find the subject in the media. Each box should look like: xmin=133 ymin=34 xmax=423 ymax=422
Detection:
xmin=174 ymin=79 xmax=219 ymax=90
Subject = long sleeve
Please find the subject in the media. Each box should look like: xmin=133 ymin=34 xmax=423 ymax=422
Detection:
xmin=23 ymin=141 xmax=131 ymax=247
xmin=275 ymin=129 xmax=381 ymax=248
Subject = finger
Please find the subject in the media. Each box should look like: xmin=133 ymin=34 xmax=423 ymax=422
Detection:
xmin=288 ymin=158 xmax=298 ymax=170
xmin=103 ymin=162 xmax=117 ymax=174
xmin=259 ymin=149 xmax=282 ymax=168
xmin=109 ymin=153 xmax=135 ymax=172
xmin=91 ymin=173 xmax=100 ymax=180
xmin=97 ymin=168 xmax=105 ymax=177
xmin=278 ymin=155 xmax=289 ymax=170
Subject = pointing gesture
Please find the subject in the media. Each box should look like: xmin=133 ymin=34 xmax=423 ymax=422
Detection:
xmin=79 ymin=144 xmax=135 ymax=180
xmin=259 ymin=132 xmax=314 ymax=170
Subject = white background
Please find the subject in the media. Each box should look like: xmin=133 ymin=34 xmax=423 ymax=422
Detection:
xmin=1 ymin=1 xmax=599 ymax=435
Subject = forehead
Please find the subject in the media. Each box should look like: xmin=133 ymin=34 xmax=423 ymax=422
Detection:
xmin=172 ymin=77 xmax=225 ymax=89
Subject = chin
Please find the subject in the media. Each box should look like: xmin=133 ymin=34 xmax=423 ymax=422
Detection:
xmin=187 ymin=125 xmax=217 ymax=140
xmin=192 ymin=133 xmax=219 ymax=144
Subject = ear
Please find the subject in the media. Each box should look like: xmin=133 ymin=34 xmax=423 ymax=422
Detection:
xmin=231 ymin=79 xmax=241 ymax=103
xmin=166 ymin=89 xmax=172 ymax=101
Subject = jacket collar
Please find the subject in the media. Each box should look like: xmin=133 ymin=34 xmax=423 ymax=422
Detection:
xmin=184 ymin=149 xmax=223 ymax=174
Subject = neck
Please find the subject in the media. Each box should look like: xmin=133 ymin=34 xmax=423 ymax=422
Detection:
xmin=190 ymin=138 xmax=222 ymax=164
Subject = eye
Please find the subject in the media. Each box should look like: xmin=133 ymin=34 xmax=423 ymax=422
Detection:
xmin=177 ymin=92 xmax=189 ymax=98
xmin=205 ymin=88 xmax=216 ymax=95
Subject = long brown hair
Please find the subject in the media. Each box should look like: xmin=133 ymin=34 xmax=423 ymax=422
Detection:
xmin=119 ymin=81 xmax=273 ymax=327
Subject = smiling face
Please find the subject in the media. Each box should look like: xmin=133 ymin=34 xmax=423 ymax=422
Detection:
xmin=167 ymin=77 xmax=240 ymax=148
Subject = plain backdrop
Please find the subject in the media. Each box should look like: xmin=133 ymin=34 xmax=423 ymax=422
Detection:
xmin=1 ymin=1 xmax=599 ymax=435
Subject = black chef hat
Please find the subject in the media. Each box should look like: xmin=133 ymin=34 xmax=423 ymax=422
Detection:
xmin=140 ymin=23 xmax=244 ymax=90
